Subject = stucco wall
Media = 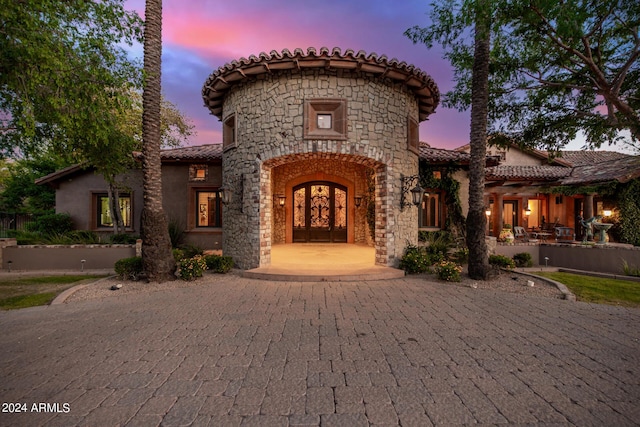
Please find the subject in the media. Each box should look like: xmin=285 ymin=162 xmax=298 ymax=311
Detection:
xmin=3 ymin=244 xmax=136 ymax=271
xmin=55 ymin=169 xmax=143 ymax=232
xmin=220 ymin=68 xmax=421 ymax=269
xmin=53 ymin=163 xmax=223 ymax=250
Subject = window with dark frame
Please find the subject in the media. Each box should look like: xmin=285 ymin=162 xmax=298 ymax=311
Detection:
xmin=407 ymin=116 xmax=419 ymax=154
xmin=196 ymin=190 xmax=222 ymax=227
xmin=418 ymin=191 xmax=442 ymax=229
xmin=97 ymin=194 xmax=131 ymax=228
xmin=223 ymin=114 xmax=236 ymax=150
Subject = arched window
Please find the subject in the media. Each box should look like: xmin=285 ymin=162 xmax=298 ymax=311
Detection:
xmin=418 ymin=191 xmax=443 ymax=229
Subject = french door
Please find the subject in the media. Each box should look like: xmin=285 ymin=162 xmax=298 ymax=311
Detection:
xmin=292 ymin=182 xmax=347 ymax=243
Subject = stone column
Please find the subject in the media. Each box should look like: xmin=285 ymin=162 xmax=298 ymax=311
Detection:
xmin=584 ymin=193 xmax=595 ymax=241
xmin=584 ymin=193 xmax=594 ymax=219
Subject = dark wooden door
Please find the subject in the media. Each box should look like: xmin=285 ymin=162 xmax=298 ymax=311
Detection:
xmin=292 ymin=182 xmax=347 ymax=243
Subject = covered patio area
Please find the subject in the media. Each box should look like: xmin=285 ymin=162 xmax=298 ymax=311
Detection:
xmin=243 ymin=244 xmax=405 ymax=282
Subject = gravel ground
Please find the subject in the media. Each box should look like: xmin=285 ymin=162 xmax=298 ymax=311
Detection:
xmin=63 ymin=268 xmax=566 ymax=304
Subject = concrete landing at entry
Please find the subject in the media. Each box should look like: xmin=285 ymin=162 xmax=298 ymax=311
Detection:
xmin=243 ymin=243 xmax=405 ymax=281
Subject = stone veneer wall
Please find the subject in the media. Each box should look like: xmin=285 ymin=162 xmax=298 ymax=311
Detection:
xmin=221 ymin=68 xmax=420 ymax=269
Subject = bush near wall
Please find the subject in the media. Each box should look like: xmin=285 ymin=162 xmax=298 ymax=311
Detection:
xmin=115 ymin=256 xmax=144 ymax=281
xmin=204 ymin=254 xmax=234 ymax=273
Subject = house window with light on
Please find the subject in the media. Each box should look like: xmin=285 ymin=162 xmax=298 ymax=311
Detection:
xmin=196 ymin=190 xmax=222 ymax=227
xmin=96 ymin=194 xmax=131 ymax=228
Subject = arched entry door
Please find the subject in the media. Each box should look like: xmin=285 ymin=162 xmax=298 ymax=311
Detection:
xmin=292 ymin=182 xmax=347 ymax=243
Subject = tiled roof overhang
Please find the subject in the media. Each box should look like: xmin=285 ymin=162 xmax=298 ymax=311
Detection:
xmin=485 ymin=165 xmax=571 ymax=181
xmin=202 ymin=47 xmax=440 ymax=122
xmin=159 ymin=144 xmax=222 ymax=163
xmin=420 ymin=144 xmax=501 ymax=166
xmin=561 ymin=155 xmax=640 ymax=185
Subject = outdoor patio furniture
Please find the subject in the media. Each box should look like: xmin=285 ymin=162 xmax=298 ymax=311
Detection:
xmin=513 ymin=226 xmax=529 ymax=242
xmin=555 ymin=226 xmax=575 ymax=242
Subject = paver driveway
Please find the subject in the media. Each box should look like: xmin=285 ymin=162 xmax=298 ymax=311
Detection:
xmin=1 ymin=275 xmax=639 ymax=426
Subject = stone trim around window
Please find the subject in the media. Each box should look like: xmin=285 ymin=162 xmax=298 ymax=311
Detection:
xmin=303 ymin=98 xmax=347 ymax=140
xmin=189 ymin=164 xmax=208 ymax=182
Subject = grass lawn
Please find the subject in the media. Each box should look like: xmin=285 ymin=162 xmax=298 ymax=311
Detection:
xmin=0 ymin=275 xmax=106 ymax=310
xmin=534 ymin=272 xmax=640 ymax=307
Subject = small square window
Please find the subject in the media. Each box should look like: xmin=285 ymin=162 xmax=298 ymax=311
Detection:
xmin=304 ymin=99 xmax=347 ymax=140
xmin=317 ymin=114 xmax=332 ymax=129
xmin=189 ymin=164 xmax=208 ymax=181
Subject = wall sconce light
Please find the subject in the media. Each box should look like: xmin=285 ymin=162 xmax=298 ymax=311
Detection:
xmin=219 ymin=187 xmax=231 ymax=205
xmin=525 ymin=207 xmax=531 ymax=216
xmin=354 ymin=195 xmax=362 ymax=208
xmin=485 ymin=207 xmax=492 ymax=217
xmin=603 ymin=209 xmax=612 ymax=217
xmin=401 ymin=174 xmax=427 ymax=209
xmin=278 ymin=195 xmax=286 ymax=207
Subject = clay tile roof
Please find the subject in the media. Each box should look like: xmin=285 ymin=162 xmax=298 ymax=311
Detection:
xmin=486 ymin=165 xmax=572 ymax=181
xmin=561 ymin=155 xmax=640 ymax=185
xmin=420 ymin=144 xmax=471 ymax=163
xmin=202 ymin=47 xmax=440 ymax=122
xmin=160 ymin=144 xmax=222 ymax=162
xmin=419 ymin=143 xmax=501 ymax=166
xmin=555 ymin=150 xmax=631 ymax=166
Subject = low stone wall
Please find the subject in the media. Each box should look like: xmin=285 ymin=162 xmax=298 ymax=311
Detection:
xmin=1 ymin=239 xmax=140 ymax=271
xmin=540 ymin=243 xmax=640 ymax=275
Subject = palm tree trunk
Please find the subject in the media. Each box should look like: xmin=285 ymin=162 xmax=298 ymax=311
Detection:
xmin=141 ymin=0 xmax=175 ymax=281
xmin=466 ymin=0 xmax=491 ymax=280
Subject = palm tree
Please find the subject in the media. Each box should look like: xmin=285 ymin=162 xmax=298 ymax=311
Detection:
xmin=466 ymin=0 xmax=491 ymax=280
xmin=141 ymin=0 xmax=175 ymax=281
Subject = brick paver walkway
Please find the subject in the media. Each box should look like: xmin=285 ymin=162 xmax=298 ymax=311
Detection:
xmin=1 ymin=276 xmax=639 ymax=426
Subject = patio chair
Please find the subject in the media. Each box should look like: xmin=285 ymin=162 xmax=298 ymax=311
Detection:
xmin=513 ymin=226 xmax=529 ymax=242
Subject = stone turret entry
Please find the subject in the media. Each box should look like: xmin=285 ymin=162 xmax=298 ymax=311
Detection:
xmin=293 ymin=181 xmax=347 ymax=243
xmin=202 ymin=47 xmax=440 ymax=269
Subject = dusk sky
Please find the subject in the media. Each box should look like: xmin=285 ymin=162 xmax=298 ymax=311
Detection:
xmin=122 ymin=0 xmax=599 ymax=151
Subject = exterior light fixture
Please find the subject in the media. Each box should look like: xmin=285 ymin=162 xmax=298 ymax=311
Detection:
xmin=400 ymin=174 xmax=427 ymax=209
xmin=278 ymin=195 xmax=286 ymax=207
xmin=485 ymin=208 xmax=491 ymax=216
xmin=410 ymin=184 xmax=424 ymax=207
xmin=354 ymin=195 xmax=362 ymax=208
xmin=603 ymin=209 xmax=612 ymax=217
xmin=525 ymin=207 xmax=531 ymax=216
xmin=219 ymin=187 xmax=231 ymax=205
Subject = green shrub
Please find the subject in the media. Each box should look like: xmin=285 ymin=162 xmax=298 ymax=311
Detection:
xmin=168 ymin=218 xmax=185 ymax=248
xmin=66 ymin=230 xmax=101 ymax=243
xmin=178 ymin=244 xmax=203 ymax=259
xmin=513 ymin=252 xmax=533 ymax=268
xmin=173 ymin=248 xmax=185 ymax=261
xmin=115 ymin=256 xmax=144 ymax=281
xmin=35 ymin=213 xmax=73 ymax=235
xmin=622 ymin=259 xmax=640 ymax=277
xmin=9 ymin=230 xmax=47 ymax=245
xmin=204 ymin=254 xmax=234 ymax=273
xmin=489 ymin=254 xmax=516 ymax=269
xmin=178 ymin=255 xmax=207 ymax=281
xmin=435 ymin=261 xmax=462 ymax=282
xmin=399 ymin=245 xmax=431 ymax=274
xmin=452 ymin=247 xmax=469 ymax=264
xmin=110 ymin=234 xmax=138 ymax=244
xmin=423 ymin=231 xmax=454 ymax=260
